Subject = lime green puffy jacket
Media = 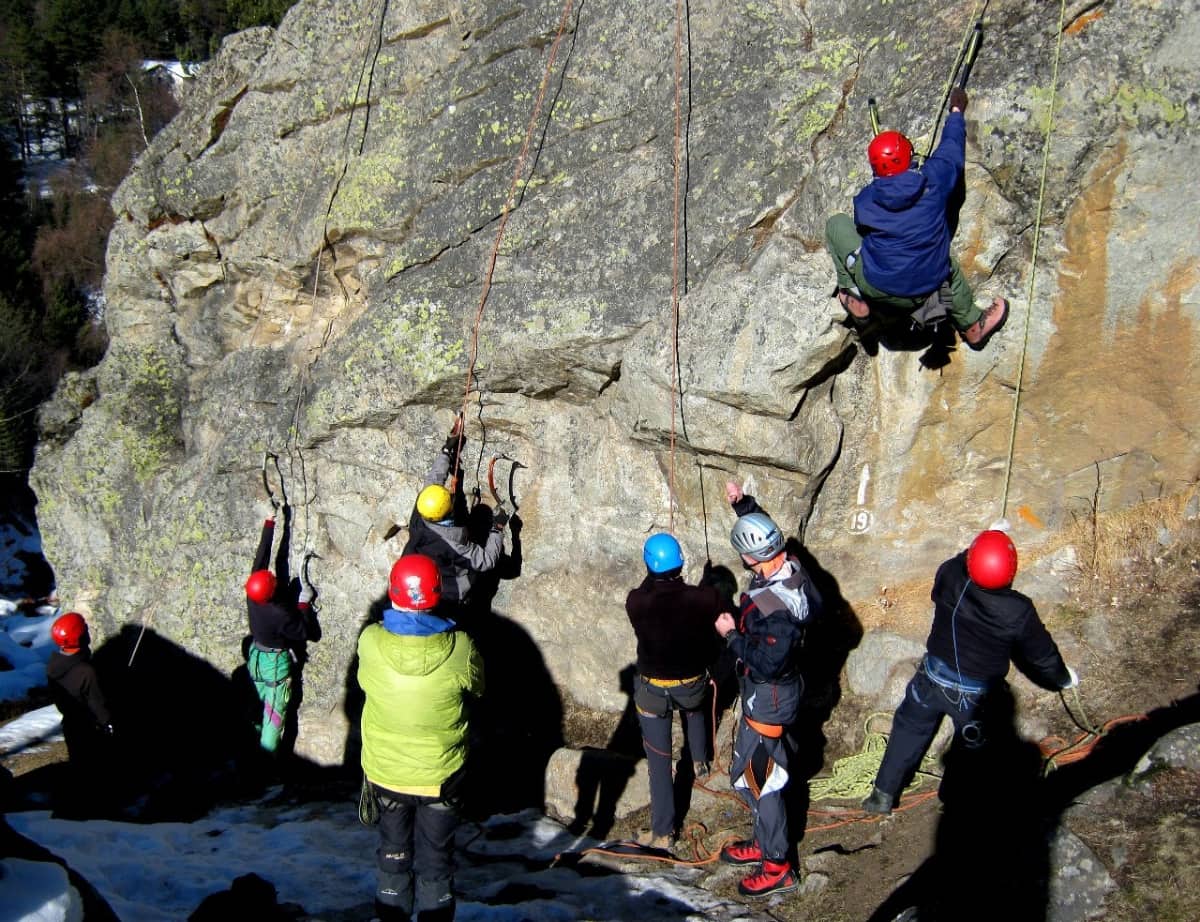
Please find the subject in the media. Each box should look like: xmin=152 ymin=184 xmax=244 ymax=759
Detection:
xmin=357 ymin=622 xmax=484 ymax=796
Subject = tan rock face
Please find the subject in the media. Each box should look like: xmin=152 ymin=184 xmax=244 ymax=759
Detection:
xmin=30 ymin=0 xmax=1200 ymax=761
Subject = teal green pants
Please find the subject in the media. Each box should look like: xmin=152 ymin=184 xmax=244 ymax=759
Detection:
xmin=825 ymin=213 xmax=981 ymax=330
xmin=249 ymin=646 xmax=292 ymax=753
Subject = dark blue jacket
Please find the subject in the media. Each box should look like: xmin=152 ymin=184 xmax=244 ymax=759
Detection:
xmin=853 ymin=111 xmax=966 ymax=297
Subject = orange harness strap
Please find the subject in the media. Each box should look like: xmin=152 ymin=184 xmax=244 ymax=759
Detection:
xmin=745 ymin=716 xmax=784 ymax=738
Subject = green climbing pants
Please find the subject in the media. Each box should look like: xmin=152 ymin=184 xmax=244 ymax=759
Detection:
xmin=825 ymin=213 xmax=982 ymax=330
xmin=249 ymin=645 xmax=292 ymax=753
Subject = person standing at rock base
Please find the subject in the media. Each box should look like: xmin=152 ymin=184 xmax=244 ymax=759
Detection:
xmin=245 ymin=504 xmax=317 ymax=754
xmin=404 ymin=416 xmax=506 ymax=613
xmin=46 ymin=611 xmax=115 ymax=815
xmin=825 ymin=87 xmax=1008 ymax=349
xmin=714 ymin=482 xmax=823 ymax=897
xmin=358 ymin=553 xmax=484 ymax=922
xmin=625 ymin=532 xmax=730 ymax=849
xmin=861 ymin=529 xmax=1077 ymax=815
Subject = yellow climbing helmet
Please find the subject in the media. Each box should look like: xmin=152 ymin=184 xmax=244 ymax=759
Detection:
xmin=416 ymin=484 xmax=453 ymax=522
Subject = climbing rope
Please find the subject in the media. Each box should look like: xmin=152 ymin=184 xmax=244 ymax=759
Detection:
xmin=999 ymin=0 xmax=1068 ymax=520
xmin=667 ymin=0 xmax=687 ymax=531
xmin=453 ymin=0 xmax=578 ymax=469
xmin=282 ymin=0 xmax=390 ymax=565
xmin=808 ymin=712 xmax=940 ymax=803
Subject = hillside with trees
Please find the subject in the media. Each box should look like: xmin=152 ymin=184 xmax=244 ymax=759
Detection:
xmin=0 ymin=0 xmax=294 ymax=483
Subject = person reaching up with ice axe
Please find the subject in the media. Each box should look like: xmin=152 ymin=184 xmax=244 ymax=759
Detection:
xmin=245 ymin=498 xmax=319 ymax=754
xmin=825 ymin=80 xmax=1008 ymax=350
xmin=404 ymin=413 xmax=507 ymax=618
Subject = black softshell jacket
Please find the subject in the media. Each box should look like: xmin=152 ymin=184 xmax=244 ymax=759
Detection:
xmin=47 ymin=649 xmax=112 ymax=730
xmin=246 ymin=519 xmax=312 ymax=652
xmin=925 ymin=551 xmax=1070 ymax=689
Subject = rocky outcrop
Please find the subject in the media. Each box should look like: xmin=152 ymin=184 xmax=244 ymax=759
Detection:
xmin=30 ymin=0 xmax=1200 ymax=761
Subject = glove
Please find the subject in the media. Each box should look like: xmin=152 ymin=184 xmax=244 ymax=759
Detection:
xmin=1062 ymin=666 xmax=1079 ymax=690
xmin=101 ymin=724 xmax=114 ymax=737
xmin=442 ymin=434 xmax=465 ymax=457
xmin=949 ymin=87 xmax=968 ymax=113
xmin=492 ymin=507 xmax=510 ymax=531
xmin=299 ymin=585 xmax=315 ymax=606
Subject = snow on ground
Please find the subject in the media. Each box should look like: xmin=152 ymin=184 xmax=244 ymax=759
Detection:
xmin=0 ymin=603 xmax=60 ymax=703
xmin=8 ymin=803 xmax=765 ymax=922
xmin=0 ymin=704 xmax=62 ymax=757
xmin=0 ymin=857 xmax=83 ymax=921
xmin=1 ymin=708 xmax=769 ymax=922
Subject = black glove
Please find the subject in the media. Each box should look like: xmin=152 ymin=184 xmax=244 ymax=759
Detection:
xmin=492 ymin=508 xmax=510 ymax=531
xmin=442 ymin=434 xmax=465 ymax=459
xmin=949 ymin=87 xmax=968 ymax=113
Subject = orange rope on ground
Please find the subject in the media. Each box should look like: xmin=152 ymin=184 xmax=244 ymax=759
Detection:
xmin=1039 ymin=713 xmax=1147 ymax=772
xmin=456 ymin=0 xmax=577 ymax=463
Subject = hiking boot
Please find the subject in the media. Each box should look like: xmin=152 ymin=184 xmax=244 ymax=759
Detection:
xmin=862 ymin=786 xmax=894 ymax=816
xmin=693 ymin=761 xmax=711 ymax=779
xmin=719 ymin=839 xmax=762 ymax=866
xmin=737 ymin=860 xmax=799 ymax=897
xmin=636 ymin=829 xmax=676 ymax=850
xmin=961 ymin=297 xmax=1009 ymax=350
xmin=837 ymin=288 xmax=871 ymax=324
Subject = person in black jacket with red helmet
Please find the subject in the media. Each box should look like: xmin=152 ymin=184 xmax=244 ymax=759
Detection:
xmin=862 ymin=529 xmax=1077 ymax=815
xmin=245 ymin=503 xmax=319 ymax=753
xmin=626 ymin=532 xmax=731 ymax=849
xmin=46 ymin=611 xmax=114 ymax=815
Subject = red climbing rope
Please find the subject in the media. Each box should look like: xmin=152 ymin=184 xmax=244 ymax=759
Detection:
xmin=456 ymin=0 xmax=578 ymax=463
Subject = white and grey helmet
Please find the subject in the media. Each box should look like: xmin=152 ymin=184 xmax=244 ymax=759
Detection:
xmin=730 ymin=512 xmax=784 ymax=561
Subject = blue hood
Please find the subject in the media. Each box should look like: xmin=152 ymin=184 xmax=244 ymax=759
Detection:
xmin=382 ymin=608 xmax=457 ymax=636
xmin=858 ymin=169 xmax=927 ymax=214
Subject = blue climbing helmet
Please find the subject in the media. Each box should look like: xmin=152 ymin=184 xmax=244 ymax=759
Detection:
xmin=643 ymin=533 xmax=684 ymax=574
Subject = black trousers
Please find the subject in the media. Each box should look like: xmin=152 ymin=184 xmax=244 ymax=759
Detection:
xmin=875 ymin=668 xmax=984 ymax=797
xmin=374 ymin=784 xmax=460 ymax=920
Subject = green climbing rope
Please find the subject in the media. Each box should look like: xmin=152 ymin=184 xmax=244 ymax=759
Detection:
xmin=999 ymin=0 xmax=1069 ymax=520
xmin=808 ymin=713 xmax=941 ymax=803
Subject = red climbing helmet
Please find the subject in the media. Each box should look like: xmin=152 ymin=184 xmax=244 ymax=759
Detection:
xmin=51 ymin=611 xmax=87 ymax=652
xmin=388 ymin=554 xmax=442 ymax=611
xmin=868 ymin=130 xmax=914 ymax=177
xmin=966 ymin=530 xmax=1018 ymax=589
xmin=245 ymin=569 xmax=277 ymax=604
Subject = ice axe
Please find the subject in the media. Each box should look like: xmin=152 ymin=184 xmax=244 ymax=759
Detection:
xmin=925 ymin=19 xmax=985 ymax=161
xmin=487 ymin=453 xmax=526 ymax=513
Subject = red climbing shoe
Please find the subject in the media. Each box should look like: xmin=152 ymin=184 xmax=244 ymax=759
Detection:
xmin=961 ymin=297 xmax=1009 ymax=350
xmin=719 ymin=839 xmax=763 ymax=866
xmin=738 ymin=860 xmax=799 ymax=897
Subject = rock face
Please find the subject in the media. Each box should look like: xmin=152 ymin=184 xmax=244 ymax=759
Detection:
xmin=30 ymin=0 xmax=1200 ymax=762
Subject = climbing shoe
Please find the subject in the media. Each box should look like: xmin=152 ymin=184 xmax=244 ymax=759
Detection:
xmin=719 ymin=839 xmax=763 ymax=866
xmin=693 ymin=761 xmax=711 ymax=779
xmin=861 ymin=786 xmax=894 ymax=816
xmin=737 ymin=860 xmax=799 ymax=897
xmin=961 ymin=297 xmax=1009 ymax=350
xmin=837 ymin=288 xmax=871 ymax=322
